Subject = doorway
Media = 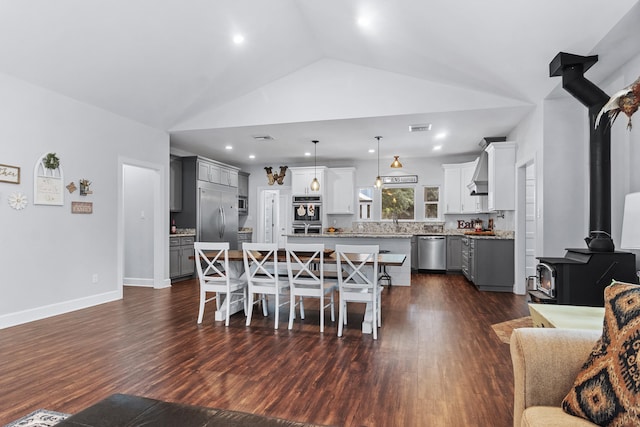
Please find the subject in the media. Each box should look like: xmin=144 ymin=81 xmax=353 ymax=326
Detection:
xmin=118 ymin=158 xmax=168 ymax=293
xmin=258 ymin=188 xmax=291 ymax=246
xmin=515 ymin=159 xmax=537 ymax=295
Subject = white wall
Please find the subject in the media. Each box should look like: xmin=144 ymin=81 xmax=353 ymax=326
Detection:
xmin=542 ymin=97 xmax=589 ymax=256
xmin=0 ymin=72 xmax=169 ymax=328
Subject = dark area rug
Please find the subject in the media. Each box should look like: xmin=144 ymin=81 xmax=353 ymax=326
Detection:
xmin=491 ymin=316 xmax=533 ymax=344
xmin=3 ymin=409 xmax=69 ymax=427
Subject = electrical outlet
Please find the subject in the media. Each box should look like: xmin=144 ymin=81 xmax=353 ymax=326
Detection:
xmin=92 ymin=273 xmax=99 ymax=284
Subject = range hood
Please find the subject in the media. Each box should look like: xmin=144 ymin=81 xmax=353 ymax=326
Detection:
xmin=467 ymin=137 xmax=506 ymax=196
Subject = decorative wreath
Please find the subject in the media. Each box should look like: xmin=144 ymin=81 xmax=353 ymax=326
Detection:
xmin=43 ymin=153 xmax=60 ymax=170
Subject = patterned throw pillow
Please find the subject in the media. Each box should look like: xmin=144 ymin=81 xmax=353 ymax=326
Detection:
xmin=562 ymin=281 xmax=640 ymax=426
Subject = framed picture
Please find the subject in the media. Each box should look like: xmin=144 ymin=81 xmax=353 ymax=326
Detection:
xmin=0 ymin=164 xmax=20 ymax=184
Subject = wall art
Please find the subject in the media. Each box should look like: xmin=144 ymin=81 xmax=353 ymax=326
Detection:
xmin=34 ymin=152 xmax=64 ymax=206
xmin=79 ymin=179 xmax=92 ymax=196
xmin=0 ymin=164 xmax=20 ymax=184
xmin=8 ymin=192 xmax=28 ymax=210
xmin=71 ymin=201 xmax=93 ymax=214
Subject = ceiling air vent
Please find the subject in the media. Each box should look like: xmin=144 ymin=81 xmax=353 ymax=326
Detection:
xmin=409 ymin=124 xmax=432 ymax=132
xmin=252 ymin=135 xmax=275 ymax=141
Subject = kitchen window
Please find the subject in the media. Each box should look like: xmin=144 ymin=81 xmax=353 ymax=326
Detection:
xmin=423 ymin=186 xmax=440 ymax=220
xmin=381 ymin=187 xmax=414 ymax=221
xmin=358 ymin=187 xmax=373 ymax=220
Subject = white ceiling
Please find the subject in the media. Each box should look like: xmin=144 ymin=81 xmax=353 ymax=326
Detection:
xmin=0 ymin=0 xmax=638 ymax=167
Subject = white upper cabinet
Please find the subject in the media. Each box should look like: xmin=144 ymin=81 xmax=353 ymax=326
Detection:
xmin=326 ymin=167 xmax=355 ymax=214
xmin=443 ymin=160 xmax=487 ymax=214
xmin=290 ymin=166 xmax=326 ymax=196
xmin=486 ymin=142 xmax=517 ymax=211
xmin=443 ymin=164 xmax=463 ymax=214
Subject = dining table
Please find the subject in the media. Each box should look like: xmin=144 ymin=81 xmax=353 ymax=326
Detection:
xmin=193 ymin=249 xmax=407 ymax=334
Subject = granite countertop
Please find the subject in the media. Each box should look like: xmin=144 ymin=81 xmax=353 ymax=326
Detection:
xmin=287 ymin=231 xmax=513 ymax=239
xmin=287 ymin=233 xmax=414 ymax=238
xmin=170 ymin=232 xmax=196 ymax=237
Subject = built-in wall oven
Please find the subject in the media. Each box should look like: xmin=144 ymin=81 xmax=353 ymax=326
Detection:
xmin=291 ymin=225 xmax=322 ymax=234
xmin=292 ymin=195 xmax=322 ymax=231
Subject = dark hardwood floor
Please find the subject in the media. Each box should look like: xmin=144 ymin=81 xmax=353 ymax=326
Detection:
xmin=0 ymin=273 xmax=529 ymax=426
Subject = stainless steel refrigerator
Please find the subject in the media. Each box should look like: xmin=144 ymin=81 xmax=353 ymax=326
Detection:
xmin=198 ymin=182 xmax=238 ymax=249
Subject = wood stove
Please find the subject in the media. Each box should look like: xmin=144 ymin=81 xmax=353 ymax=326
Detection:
xmin=531 ymin=249 xmax=636 ymax=306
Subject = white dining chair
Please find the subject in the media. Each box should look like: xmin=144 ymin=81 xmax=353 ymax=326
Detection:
xmin=243 ymin=242 xmax=290 ymax=329
xmin=335 ymin=244 xmax=381 ymax=339
xmin=194 ymin=242 xmax=247 ymax=326
xmin=285 ymin=243 xmax=336 ymax=332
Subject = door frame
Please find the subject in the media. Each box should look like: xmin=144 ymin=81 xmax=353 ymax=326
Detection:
xmin=515 ymin=155 xmax=537 ymax=295
xmin=117 ymin=156 xmax=170 ymax=293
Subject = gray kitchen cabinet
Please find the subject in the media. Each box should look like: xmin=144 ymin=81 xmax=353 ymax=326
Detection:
xmin=461 ymin=237 xmax=470 ymax=279
xmin=170 ymin=235 xmax=195 ymax=280
xmin=411 ymin=236 xmax=418 ymax=270
xmin=466 ymin=237 xmax=514 ymax=292
xmin=238 ymin=171 xmax=250 ymax=198
xmin=170 ymin=156 xmax=182 ymax=212
xmin=446 ymin=235 xmax=462 ymax=271
xmin=196 ymin=158 xmax=238 ymax=188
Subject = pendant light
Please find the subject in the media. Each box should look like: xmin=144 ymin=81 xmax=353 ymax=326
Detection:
xmin=374 ymin=136 xmax=382 ymax=189
xmin=310 ymin=140 xmax=320 ymax=191
xmin=390 ymin=155 xmax=403 ymax=168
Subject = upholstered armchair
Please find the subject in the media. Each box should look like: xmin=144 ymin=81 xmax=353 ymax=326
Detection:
xmin=510 ymin=327 xmax=601 ymax=427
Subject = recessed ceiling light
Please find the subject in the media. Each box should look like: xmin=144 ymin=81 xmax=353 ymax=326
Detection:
xmin=304 ymin=152 xmax=311 ymax=156
xmin=433 ymin=145 xmax=443 ymax=151
xmin=233 ymin=34 xmax=245 ymax=45
xmin=249 ymin=154 xmax=255 ymax=159
xmin=368 ymin=148 xmax=375 ymax=153
xmin=356 ymin=16 xmax=372 ymax=28
xmin=225 ymin=145 xmax=233 ymax=150
xmin=435 ymin=132 xmax=447 ymax=140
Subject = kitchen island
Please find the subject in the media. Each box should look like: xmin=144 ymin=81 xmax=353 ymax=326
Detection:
xmin=285 ymin=233 xmax=412 ymax=286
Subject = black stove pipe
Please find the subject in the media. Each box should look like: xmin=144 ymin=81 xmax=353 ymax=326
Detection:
xmin=550 ymin=52 xmax=614 ymax=251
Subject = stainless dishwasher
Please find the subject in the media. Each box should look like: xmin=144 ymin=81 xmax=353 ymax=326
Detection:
xmin=418 ymin=235 xmax=447 ymax=271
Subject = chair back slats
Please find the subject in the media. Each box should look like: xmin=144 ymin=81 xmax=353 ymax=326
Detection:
xmin=335 ymin=244 xmax=379 ymax=291
xmin=243 ymin=242 xmax=280 ymax=287
xmin=195 ymin=242 xmax=230 ymax=284
xmin=286 ymin=243 xmax=324 ymax=287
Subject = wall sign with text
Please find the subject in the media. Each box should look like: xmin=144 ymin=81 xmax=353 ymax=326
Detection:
xmin=0 ymin=164 xmax=20 ymax=184
xmin=381 ymin=175 xmax=418 ymax=184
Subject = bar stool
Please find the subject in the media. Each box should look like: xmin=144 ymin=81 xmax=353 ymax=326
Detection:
xmin=378 ymin=250 xmax=392 ymax=287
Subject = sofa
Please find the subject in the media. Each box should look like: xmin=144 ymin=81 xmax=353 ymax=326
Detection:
xmin=510 ymin=327 xmax=601 ymax=427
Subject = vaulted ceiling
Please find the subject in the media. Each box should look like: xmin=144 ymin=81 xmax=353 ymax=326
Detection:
xmin=0 ymin=1 xmax=638 ymax=166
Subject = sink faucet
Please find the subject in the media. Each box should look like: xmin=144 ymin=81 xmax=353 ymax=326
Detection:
xmin=304 ymin=222 xmax=310 ymax=234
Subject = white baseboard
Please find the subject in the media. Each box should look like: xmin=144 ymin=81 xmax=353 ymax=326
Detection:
xmin=123 ymin=277 xmax=155 ymax=287
xmin=123 ymin=277 xmax=172 ymax=289
xmin=0 ymin=290 xmax=122 ymax=330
